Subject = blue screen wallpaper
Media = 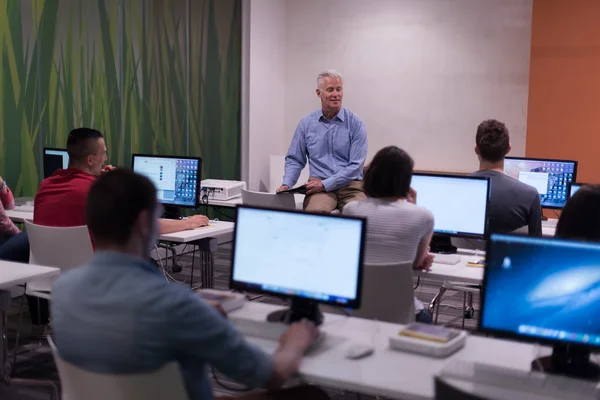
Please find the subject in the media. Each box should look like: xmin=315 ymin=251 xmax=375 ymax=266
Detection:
xmin=482 ymin=235 xmax=600 ymax=346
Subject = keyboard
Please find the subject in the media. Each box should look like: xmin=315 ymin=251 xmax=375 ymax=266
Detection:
xmin=234 ymin=318 xmax=326 ymax=351
xmin=433 ymin=254 xmax=461 ymax=265
xmin=440 ymin=359 xmax=600 ymax=399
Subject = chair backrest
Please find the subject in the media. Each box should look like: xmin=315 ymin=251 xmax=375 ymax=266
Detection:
xmin=510 ymin=225 xmax=529 ymax=235
xmin=241 ymin=188 xmax=296 ymax=210
xmin=352 ymin=261 xmax=415 ymax=324
xmin=48 ymin=337 xmax=189 ymax=400
xmin=435 ymin=376 xmax=488 ymax=399
xmin=25 ymin=221 xmax=93 ymax=292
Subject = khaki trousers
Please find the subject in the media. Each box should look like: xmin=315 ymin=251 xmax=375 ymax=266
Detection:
xmin=303 ymin=178 xmax=366 ymax=213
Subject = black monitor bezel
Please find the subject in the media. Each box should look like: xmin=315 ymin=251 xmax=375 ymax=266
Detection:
xmin=504 ymin=156 xmax=578 ymax=210
xmin=131 ymin=153 xmax=202 ymax=209
xmin=229 ymin=205 xmax=367 ymax=310
xmin=42 ymin=147 xmax=69 ymax=178
xmin=479 ymin=233 xmax=600 ymax=350
xmin=411 ymin=172 xmax=491 ymax=240
xmin=568 ymin=182 xmax=592 ymax=199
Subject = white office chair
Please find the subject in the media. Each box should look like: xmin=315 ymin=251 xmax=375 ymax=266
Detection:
xmin=241 ymin=188 xmax=297 ymax=210
xmin=25 ymin=221 xmax=94 ymax=298
xmin=48 ymin=337 xmax=189 ymax=400
xmin=352 ymin=262 xmax=415 ymax=324
xmin=12 ymin=222 xmax=94 ymax=373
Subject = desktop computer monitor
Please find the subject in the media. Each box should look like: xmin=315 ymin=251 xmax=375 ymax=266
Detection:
xmin=230 ymin=206 xmax=366 ymax=325
xmin=410 ymin=173 xmax=490 ymax=252
xmin=481 ymin=233 xmax=600 ymax=379
xmin=568 ymin=182 xmax=587 ymax=199
xmin=132 ymin=154 xmax=201 ymax=212
xmin=43 ymin=148 xmax=69 ymax=178
xmin=504 ymin=157 xmax=577 ymax=209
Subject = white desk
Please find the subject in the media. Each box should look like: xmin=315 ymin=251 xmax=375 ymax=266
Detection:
xmin=202 ymin=194 xmax=305 ymax=210
xmin=416 ymin=254 xmax=483 ymax=285
xmin=159 ymin=221 xmax=234 ymax=244
xmin=159 ymin=221 xmax=235 ymax=289
xmin=229 ymin=302 xmax=545 ymax=400
xmin=6 ymin=209 xmax=33 ymax=223
xmin=0 ymin=262 xmax=60 ymax=381
xmin=0 ymin=261 xmax=59 ymax=290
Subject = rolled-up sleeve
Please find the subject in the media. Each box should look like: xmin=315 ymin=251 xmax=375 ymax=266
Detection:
xmin=171 ymin=293 xmax=274 ymax=388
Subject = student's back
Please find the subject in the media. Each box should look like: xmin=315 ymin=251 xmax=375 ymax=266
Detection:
xmin=344 ymin=198 xmax=433 ymax=263
xmin=471 ymin=170 xmax=541 ymax=235
xmin=471 ymin=119 xmax=542 ymax=236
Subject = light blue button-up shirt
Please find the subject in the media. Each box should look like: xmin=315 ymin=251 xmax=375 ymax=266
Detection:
xmin=51 ymin=252 xmax=273 ymax=400
xmin=283 ymin=108 xmax=367 ymax=192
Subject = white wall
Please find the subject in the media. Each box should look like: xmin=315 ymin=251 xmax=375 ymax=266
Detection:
xmin=246 ymin=0 xmax=286 ymax=191
xmin=245 ymin=0 xmax=533 ymax=187
xmin=284 ymin=0 xmax=533 ymax=172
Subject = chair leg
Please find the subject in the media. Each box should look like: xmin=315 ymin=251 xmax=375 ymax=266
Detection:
xmin=11 ymin=293 xmax=27 ymax=376
xmin=433 ymin=287 xmax=446 ymax=324
xmin=461 ymin=292 xmax=467 ymax=329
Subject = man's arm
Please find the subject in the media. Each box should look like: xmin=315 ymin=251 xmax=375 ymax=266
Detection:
xmin=529 ymin=195 xmax=543 ymax=236
xmin=321 ymin=121 xmax=367 ymax=192
xmin=172 ymin=291 xmax=316 ymax=390
xmin=282 ymin=121 xmax=308 ymax=189
xmin=158 ymin=215 xmax=209 ymax=234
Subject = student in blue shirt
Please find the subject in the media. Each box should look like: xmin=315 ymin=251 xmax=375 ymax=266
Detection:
xmin=51 ymin=169 xmax=329 ymax=400
xmin=278 ymin=69 xmax=368 ymax=213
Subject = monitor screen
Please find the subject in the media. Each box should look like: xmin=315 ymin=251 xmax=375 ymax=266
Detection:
xmin=43 ymin=148 xmax=69 ymax=178
xmin=504 ymin=157 xmax=577 ymax=209
xmin=132 ymin=154 xmax=201 ymax=208
xmin=231 ymin=206 xmax=365 ymax=308
xmin=410 ymin=174 xmax=490 ymax=238
xmin=481 ymin=234 xmax=600 ymax=348
xmin=569 ymin=183 xmax=585 ymax=198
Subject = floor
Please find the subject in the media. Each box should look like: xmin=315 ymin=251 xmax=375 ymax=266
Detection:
xmin=3 ymin=243 xmax=480 ymax=399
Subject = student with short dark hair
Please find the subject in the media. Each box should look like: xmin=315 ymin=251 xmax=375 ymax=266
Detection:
xmin=34 ymin=128 xmax=110 ymax=228
xmin=34 ymin=127 xmax=209 ymax=233
xmin=52 ymin=169 xmax=329 ymax=400
xmin=556 ymin=185 xmax=600 ymax=241
xmin=343 ymin=146 xmax=435 ymax=323
xmin=471 ymin=119 xmax=542 ymax=236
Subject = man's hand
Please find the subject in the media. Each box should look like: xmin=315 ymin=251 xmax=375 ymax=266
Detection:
xmin=305 ymin=180 xmax=325 ymax=195
xmin=101 ymin=165 xmax=116 ymax=174
xmin=415 ymin=253 xmax=434 ymax=271
xmin=279 ymin=320 xmax=319 ymax=355
xmin=407 ymin=187 xmax=417 ymax=204
xmin=276 ymin=185 xmax=289 ymax=193
xmin=185 ymin=214 xmax=210 ymax=230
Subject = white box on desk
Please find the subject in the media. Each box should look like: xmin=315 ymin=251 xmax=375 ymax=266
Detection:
xmin=389 ymin=330 xmax=468 ymax=358
xmin=200 ymin=179 xmax=246 ymax=200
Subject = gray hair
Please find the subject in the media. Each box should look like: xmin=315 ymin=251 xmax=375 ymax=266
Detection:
xmin=317 ymin=69 xmax=343 ymax=89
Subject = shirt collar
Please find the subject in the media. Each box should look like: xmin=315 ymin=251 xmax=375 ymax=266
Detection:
xmin=90 ymin=251 xmax=161 ymax=275
xmin=319 ymin=107 xmax=345 ymax=122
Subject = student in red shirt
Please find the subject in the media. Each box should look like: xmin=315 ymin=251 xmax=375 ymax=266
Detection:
xmin=29 ymin=128 xmax=209 ymax=326
xmin=34 ymin=128 xmax=209 ymax=233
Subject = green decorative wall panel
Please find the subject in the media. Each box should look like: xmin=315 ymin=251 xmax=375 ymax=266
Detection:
xmin=0 ymin=0 xmax=241 ymax=196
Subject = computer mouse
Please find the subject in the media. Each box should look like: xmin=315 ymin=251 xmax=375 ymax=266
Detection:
xmin=344 ymin=344 xmax=374 ymax=360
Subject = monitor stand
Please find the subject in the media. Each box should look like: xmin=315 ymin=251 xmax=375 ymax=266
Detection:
xmin=162 ymin=205 xmax=182 ymax=220
xmin=531 ymin=344 xmax=600 ymax=381
xmin=266 ymin=298 xmax=324 ymax=326
xmin=429 ymin=235 xmax=457 ymax=254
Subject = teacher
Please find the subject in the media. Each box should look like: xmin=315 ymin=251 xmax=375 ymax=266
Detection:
xmin=277 ymin=69 xmax=368 ymax=213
